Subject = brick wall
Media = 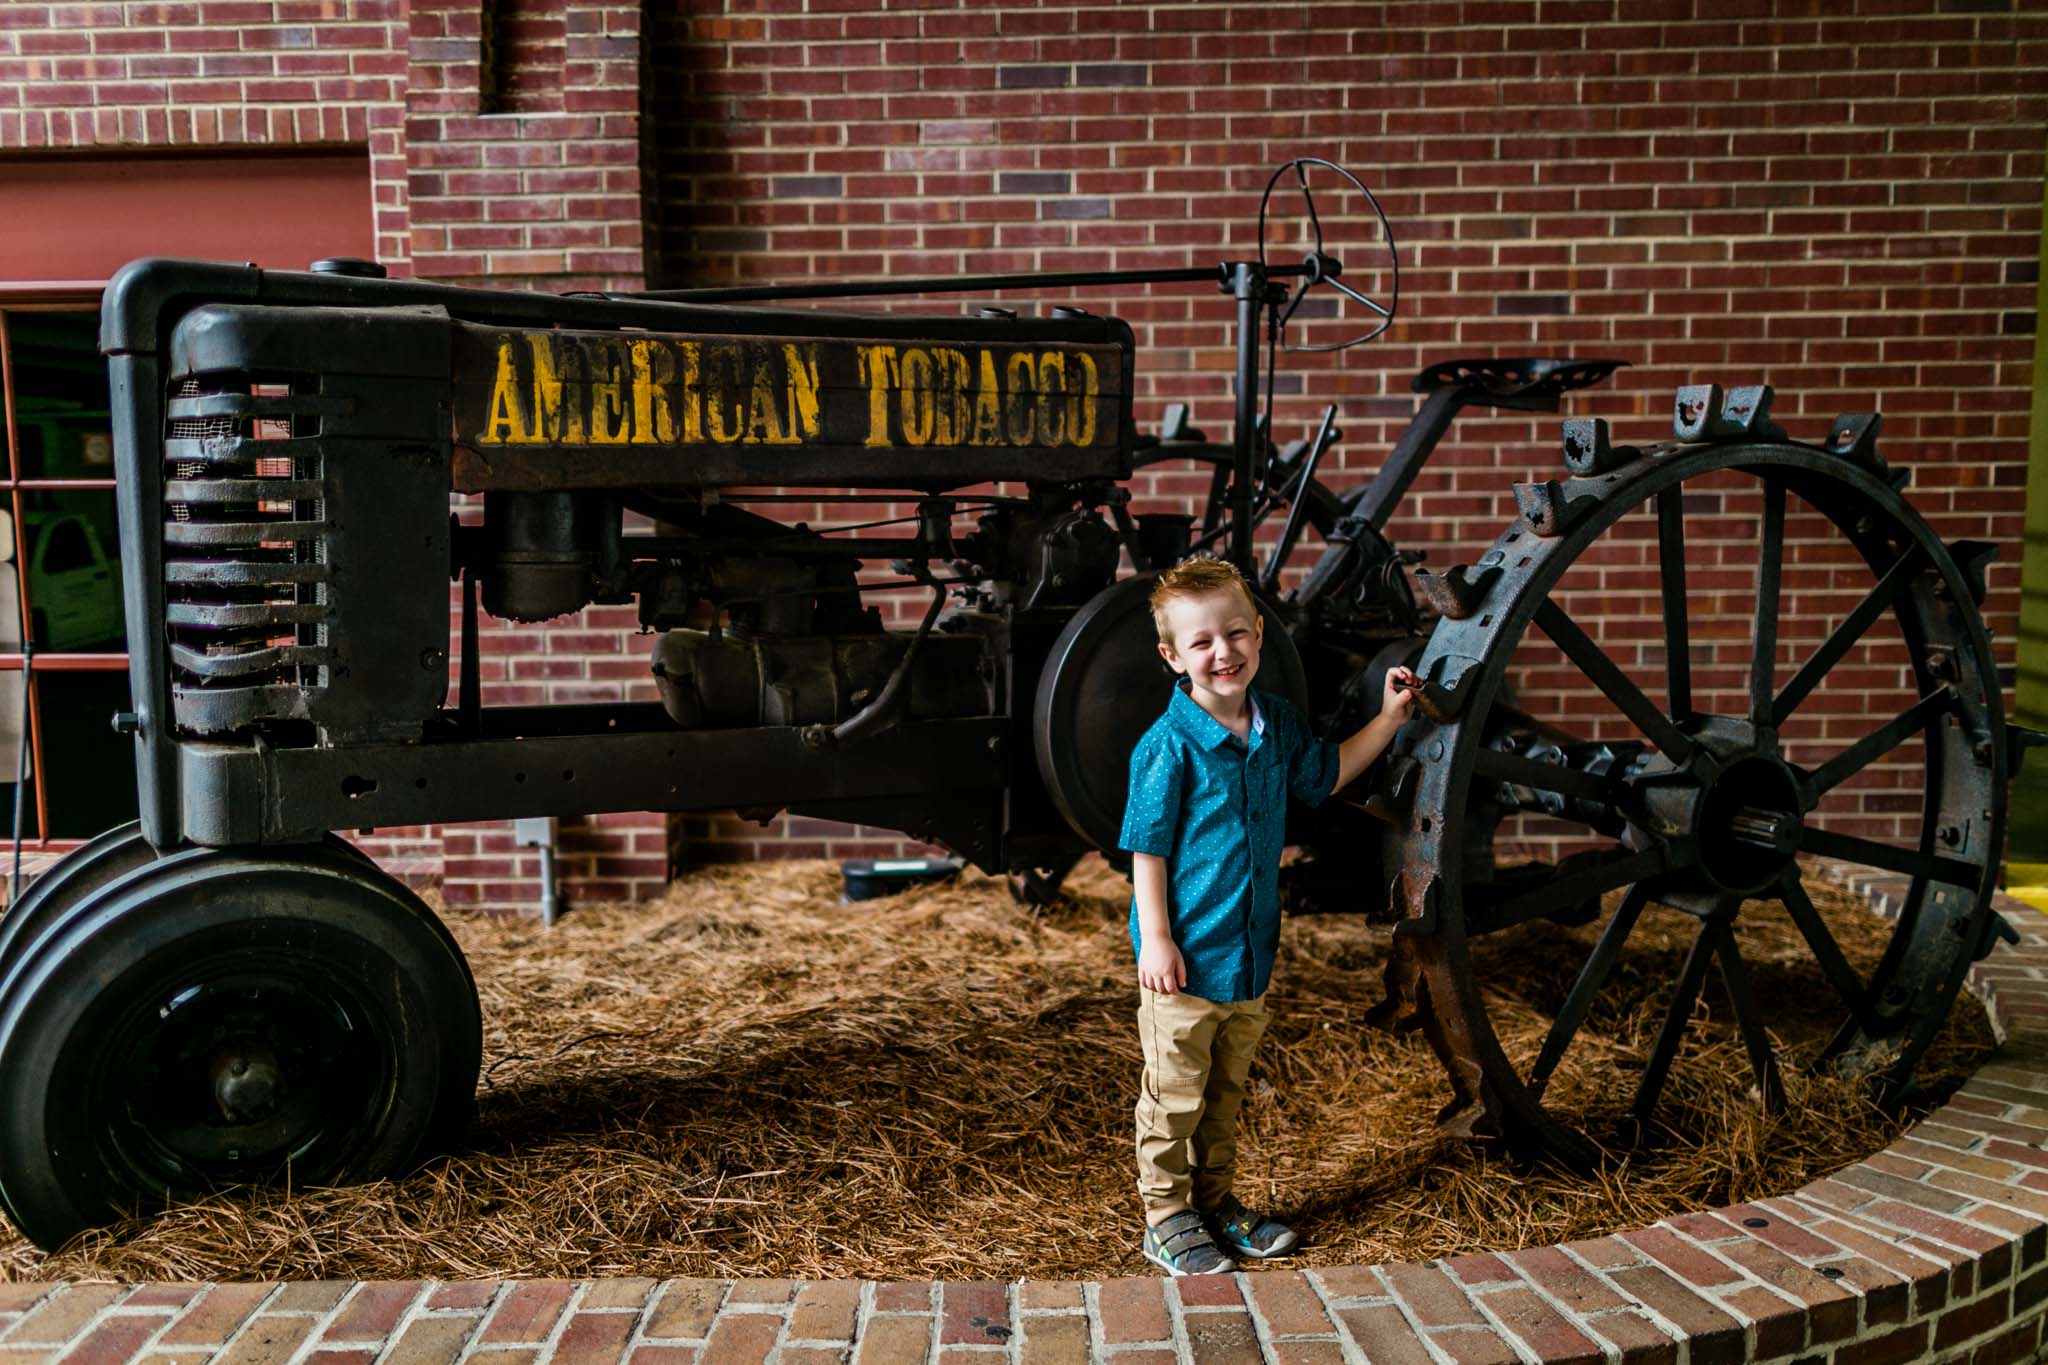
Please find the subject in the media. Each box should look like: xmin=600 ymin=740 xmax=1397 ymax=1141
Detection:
xmin=4 ymin=0 xmax=2044 ymax=907
xmin=2 ymin=0 xmax=667 ymax=912
xmin=651 ymin=0 xmax=2047 ymax=868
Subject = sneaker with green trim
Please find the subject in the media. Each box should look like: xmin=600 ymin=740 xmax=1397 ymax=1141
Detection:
xmin=1141 ymin=1210 xmax=1235 ymax=1276
xmin=1200 ymin=1193 xmax=1298 ymax=1259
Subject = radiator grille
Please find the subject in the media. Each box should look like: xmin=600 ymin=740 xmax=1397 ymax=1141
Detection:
xmin=161 ymin=374 xmax=334 ymax=733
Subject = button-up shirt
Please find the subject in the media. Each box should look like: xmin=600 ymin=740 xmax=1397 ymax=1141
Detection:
xmin=1117 ymin=680 xmax=1341 ymax=1003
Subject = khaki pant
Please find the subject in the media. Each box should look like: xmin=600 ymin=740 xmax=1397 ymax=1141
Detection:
xmin=1135 ymin=988 xmax=1270 ymax=1227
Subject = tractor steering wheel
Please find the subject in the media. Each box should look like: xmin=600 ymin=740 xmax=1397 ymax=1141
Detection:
xmin=1257 ymin=157 xmax=1400 ymax=353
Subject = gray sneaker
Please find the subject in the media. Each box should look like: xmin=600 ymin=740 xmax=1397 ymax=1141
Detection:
xmin=1201 ymin=1193 xmax=1299 ymax=1259
xmin=1142 ymin=1210 xmax=1235 ymax=1276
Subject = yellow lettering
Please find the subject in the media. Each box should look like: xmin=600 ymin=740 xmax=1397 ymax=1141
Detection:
xmin=1068 ymin=352 xmax=1098 ymax=447
xmin=482 ymin=340 xmax=529 ymax=444
xmin=972 ymin=350 xmax=1003 ymax=445
xmin=590 ymin=341 xmax=628 ymax=444
xmin=1004 ymin=352 xmax=1035 ymax=445
xmin=782 ymin=343 xmax=821 ymax=442
xmin=1035 ymin=352 xmax=1066 ymax=447
xmin=744 ymin=350 xmax=788 ymax=445
xmin=703 ymin=346 xmax=741 ymax=444
xmin=931 ymin=348 xmax=970 ymax=445
xmin=677 ymin=343 xmax=702 ymax=442
xmin=898 ymin=348 xmax=935 ymax=445
xmin=526 ymin=335 xmax=568 ymax=443
xmin=858 ymin=345 xmax=898 ymax=447
xmin=630 ymin=340 xmax=677 ymax=444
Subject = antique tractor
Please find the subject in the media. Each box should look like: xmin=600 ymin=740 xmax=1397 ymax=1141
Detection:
xmin=0 ymin=162 xmax=2032 ymax=1248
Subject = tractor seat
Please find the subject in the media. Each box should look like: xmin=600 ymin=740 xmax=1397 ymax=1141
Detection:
xmin=1411 ymin=358 xmax=1629 ymax=412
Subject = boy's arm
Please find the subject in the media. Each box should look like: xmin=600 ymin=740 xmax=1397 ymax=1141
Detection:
xmin=1331 ymin=666 xmax=1419 ymax=792
xmin=1131 ymin=852 xmax=1185 ymax=994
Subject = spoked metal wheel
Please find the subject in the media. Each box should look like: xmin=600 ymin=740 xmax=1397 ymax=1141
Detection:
xmin=1388 ymin=426 xmax=2008 ymax=1166
xmin=0 ymin=843 xmax=480 ymax=1249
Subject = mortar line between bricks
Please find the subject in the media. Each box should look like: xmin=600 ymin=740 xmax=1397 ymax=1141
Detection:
xmin=22 ymin=1290 xmax=126 ymax=1355
xmin=531 ymin=1279 xmax=592 ymax=1364
xmin=1699 ymin=1283 xmax=1771 ymax=1362
xmin=1299 ymin=1267 xmax=1396 ymax=1312
xmin=923 ymin=1279 xmax=940 ymax=1363
xmin=765 ymin=1281 xmax=795 ymax=1363
xmin=615 ymin=1279 xmax=657 ymax=1360
xmin=1297 ymin=1267 xmax=1369 ymax=1365
xmin=1652 ymin=1222 xmax=1810 ymax=1327
xmin=115 ymin=1288 xmax=186 ymax=1364
xmin=1457 ymin=1262 xmax=1586 ymax=1365
xmin=1497 ymin=1252 xmax=1616 ymax=1357
xmin=1944 ymin=1299 xmax=2043 ymax=1361
xmin=1003 ymin=1276 xmax=1018 ymax=1363
xmin=201 ymin=1282 xmax=289 ymax=1362
xmin=306 ymin=1280 xmax=375 ymax=1353
xmin=1886 ymin=1127 xmax=2028 ymax=1174
xmin=1949 ymin=1198 xmax=2048 ymax=1247
xmin=1857 ymin=1202 xmax=2015 ymax=1259
xmin=1161 ymin=1276 xmax=1198 ymax=1365
xmin=1555 ymin=1242 xmax=1702 ymax=1355
xmin=1081 ymin=1280 xmax=1103 ymax=1360
xmin=450 ymin=1280 xmax=515 ymax=1365
xmin=1230 ymin=1272 xmax=1279 ymax=1365
xmin=280 ymin=1290 xmax=339 ymax=1365
xmin=377 ymin=1278 xmax=437 ymax=1360
xmin=1365 ymin=1266 xmax=1459 ymax=1365
xmin=851 ymin=1277 xmax=876 ymax=1360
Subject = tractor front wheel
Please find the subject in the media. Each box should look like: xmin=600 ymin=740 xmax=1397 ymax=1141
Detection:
xmin=0 ymin=845 xmax=480 ymax=1249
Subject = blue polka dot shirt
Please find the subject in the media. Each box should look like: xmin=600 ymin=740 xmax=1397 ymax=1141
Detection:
xmin=1117 ymin=680 xmax=1341 ymax=1002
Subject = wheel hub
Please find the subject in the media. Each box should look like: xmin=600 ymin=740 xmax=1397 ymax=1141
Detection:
xmin=210 ymin=1039 xmax=283 ymax=1123
xmin=1692 ymin=752 xmax=1804 ymax=895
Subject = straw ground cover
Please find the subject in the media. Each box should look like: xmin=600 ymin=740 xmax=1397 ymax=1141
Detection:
xmin=0 ymin=857 xmax=1993 ymax=1283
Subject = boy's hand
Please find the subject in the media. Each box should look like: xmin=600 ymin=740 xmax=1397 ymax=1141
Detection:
xmin=1382 ymin=666 xmax=1419 ymax=723
xmin=1138 ymin=937 xmax=1186 ymax=995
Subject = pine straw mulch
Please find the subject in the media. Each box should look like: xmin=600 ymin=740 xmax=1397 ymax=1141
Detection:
xmin=0 ymin=857 xmax=1996 ymax=1284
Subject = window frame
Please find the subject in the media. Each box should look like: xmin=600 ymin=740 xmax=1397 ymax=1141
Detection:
xmin=0 ymin=282 xmax=129 ymax=851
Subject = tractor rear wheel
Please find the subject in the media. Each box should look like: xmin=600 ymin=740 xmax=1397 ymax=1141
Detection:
xmin=1387 ymin=429 xmax=2007 ymax=1165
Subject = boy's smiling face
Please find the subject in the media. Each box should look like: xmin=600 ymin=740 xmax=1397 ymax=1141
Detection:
xmin=1157 ymin=585 xmax=1263 ymax=712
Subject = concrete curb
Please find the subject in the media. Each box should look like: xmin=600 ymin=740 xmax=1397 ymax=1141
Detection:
xmin=2 ymin=879 xmax=2044 ymax=1363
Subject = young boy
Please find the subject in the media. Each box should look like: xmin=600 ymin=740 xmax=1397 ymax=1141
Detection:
xmin=1118 ymin=556 xmax=1416 ymax=1276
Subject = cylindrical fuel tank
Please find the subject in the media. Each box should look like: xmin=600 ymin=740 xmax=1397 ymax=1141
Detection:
xmin=651 ymin=628 xmax=990 ymax=728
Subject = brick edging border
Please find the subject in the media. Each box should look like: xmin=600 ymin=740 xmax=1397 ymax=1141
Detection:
xmin=2 ymin=878 xmax=2045 ymax=1363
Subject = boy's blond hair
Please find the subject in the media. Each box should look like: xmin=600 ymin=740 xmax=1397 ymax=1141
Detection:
xmin=1148 ymin=556 xmax=1258 ymax=646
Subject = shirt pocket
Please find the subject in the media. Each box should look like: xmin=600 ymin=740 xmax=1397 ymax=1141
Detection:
xmin=1256 ymin=762 xmax=1288 ymax=821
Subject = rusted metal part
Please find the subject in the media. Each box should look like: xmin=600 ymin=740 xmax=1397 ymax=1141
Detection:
xmin=1674 ymin=382 xmax=1784 ymax=442
xmin=1413 ymin=563 xmax=1500 ymax=619
xmin=1559 ymin=418 xmax=1642 ymax=476
xmin=1822 ymin=412 xmax=1910 ymax=491
xmin=1514 ymin=479 xmax=1603 ymax=537
xmin=1720 ymin=384 xmax=1785 ymax=439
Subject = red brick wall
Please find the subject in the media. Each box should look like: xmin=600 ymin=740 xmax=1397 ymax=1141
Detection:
xmin=652 ymin=0 xmax=2046 ymax=867
xmin=4 ymin=1 xmax=2044 ymax=905
xmin=1 ymin=0 xmax=668 ymax=912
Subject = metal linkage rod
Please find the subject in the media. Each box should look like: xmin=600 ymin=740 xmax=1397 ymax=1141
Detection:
xmin=617 ymin=262 xmax=1317 ymax=306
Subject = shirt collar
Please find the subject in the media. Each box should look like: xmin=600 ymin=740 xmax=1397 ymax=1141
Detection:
xmin=1168 ymin=679 xmax=1263 ymax=751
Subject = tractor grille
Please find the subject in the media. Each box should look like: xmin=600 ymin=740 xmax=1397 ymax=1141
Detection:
xmin=162 ymin=374 xmax=333 ymax=734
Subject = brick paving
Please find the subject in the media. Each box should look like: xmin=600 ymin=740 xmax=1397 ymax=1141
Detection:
xmin=3 ymin=879 xmax=2046 ymax=1362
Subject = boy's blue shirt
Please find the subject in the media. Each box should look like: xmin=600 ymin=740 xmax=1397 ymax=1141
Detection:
xmin=1118 ymin=679 xmax=1341 ymax=1003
